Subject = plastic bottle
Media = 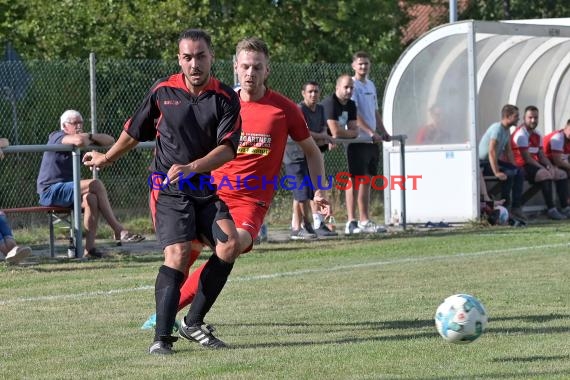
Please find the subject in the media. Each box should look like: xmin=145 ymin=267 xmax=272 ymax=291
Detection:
xmin=392 ymin=209 xmax=400 ymax=226
xmin=67 ymin=237 xmax=76 ymax=259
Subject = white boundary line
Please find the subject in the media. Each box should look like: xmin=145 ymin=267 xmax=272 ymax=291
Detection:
xmin=1 ymin=242 xmax=568 ymax=306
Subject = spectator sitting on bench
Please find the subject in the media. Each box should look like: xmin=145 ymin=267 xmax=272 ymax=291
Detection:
xmin=36 ymin=110 xmax=144 ymax=259
xmin=544 ymin=119 xmax=570 ymax=196
xmin=0 ymin=138 xmax=32 ymax=264
xmin=511 ymin=105 xmax=570 ymax=220
xmin=479 ymin=104 xmax=526 ymax=221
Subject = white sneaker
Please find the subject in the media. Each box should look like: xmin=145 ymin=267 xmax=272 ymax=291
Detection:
xmin=344 ymin=221 xmax=361 ymax=235
xmin=357 ymin=220 xmax=387 ymax=233
xmin=5 ymin=246 xmax=32 ymax=264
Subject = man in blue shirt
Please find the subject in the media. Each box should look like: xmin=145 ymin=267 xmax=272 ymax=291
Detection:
xmin=479 ymin=104 xmax=525 ymax=220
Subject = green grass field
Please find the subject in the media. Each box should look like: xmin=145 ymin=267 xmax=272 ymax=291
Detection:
xmin=1 ymin=224 xmax=569 ymax=379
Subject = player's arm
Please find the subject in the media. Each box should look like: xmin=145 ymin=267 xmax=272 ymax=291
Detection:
xmin=504 ymin=139 xmax=516 ymax=165
xmin=0 ymin=138 xmax=8 ymax=160
xmin=375 ymin=110 xmax=391 ymax=141
xmin=169 ymin=142 xmax=235 ymax=185
xmin=520 ymin=149 xmax=542 ymax=168
xmin=89 ymin=133 xmax=115 ymax=146
xmin=297 ymin=137 xmax=331 ymax=217
xmin=83 ymin=130 xmax=139 ymax=169
xmin=537 ymin=150 xmax=551 ymax=168
xmin=310 ymin=130 xmax=333 ymax=145
xmin=551 ymin=151 xmax=570 ymax=171
xmin=488 ymin=139 xmax=506 ymax=180
xmin=327 ymin=119 xmax=358 ymax=139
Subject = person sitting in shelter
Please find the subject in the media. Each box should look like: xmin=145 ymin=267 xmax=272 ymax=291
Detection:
xmin=511 ymin=105 xmax=570 ymax=220
xmin=36 ymin=110 xmax=144 ymax=259
xmin=415 ymin=105 xmax=450 ymax=144
xmin=479 ymin=104 xmax=526 ymax=220
xmin=544 ymin=119 xmax=570 ymax=172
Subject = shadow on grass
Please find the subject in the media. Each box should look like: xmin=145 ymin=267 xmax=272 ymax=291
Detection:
xmin=413 ymin=369 xmax=570 ymax=380
xmin=492 ymin=354 xmax=570 ymax=363
xmin=219 ymin=313 xmax=570 ymax=331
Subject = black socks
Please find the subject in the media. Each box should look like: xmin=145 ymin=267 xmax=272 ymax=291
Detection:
xmin=154 ymin=265 xmax=185 ymax=341
xmin=185 ymin=254 xmax=234 ymax=326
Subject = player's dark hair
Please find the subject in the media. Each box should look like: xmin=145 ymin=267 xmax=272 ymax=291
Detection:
xmin=501 ymin=104 xmax=518 ymax=118
xmin=302 ymin=81 xmax=319 ymax=91
xmin=524 ymin=105 xmax=538 ymax=114
xmin=178 ymin=29 xmax=213 ymax=51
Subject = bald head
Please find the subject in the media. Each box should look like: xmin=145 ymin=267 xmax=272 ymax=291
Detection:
xmin=335 ymin=75 xmax=354 ymax=104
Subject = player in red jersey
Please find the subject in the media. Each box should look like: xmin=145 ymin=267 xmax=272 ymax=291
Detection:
xmin=141 ymin=37 xmax=331 ymax=347
xmin=511 ymin=106 xmax=569 ymax=219
xmin=544 ymin=119 xmax=570 ymax=170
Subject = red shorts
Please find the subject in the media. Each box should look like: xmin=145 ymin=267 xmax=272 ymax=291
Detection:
xmin=220 ymin=191 xmax=269 ymax=253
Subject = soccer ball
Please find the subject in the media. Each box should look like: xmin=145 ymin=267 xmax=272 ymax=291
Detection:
xmin=494 ymin=205 xmax=509 ymax=225
xmin=434 ymin=294 xmax=488 ymax=344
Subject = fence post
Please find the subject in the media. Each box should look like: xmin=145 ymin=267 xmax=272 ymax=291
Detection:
xmin=391 ymin=135 xmax=408 ymax=230
xmin=72 ymin=148 xmax=83 ymax=257
xmin=89 ymin=52 xmax=99 ymax=180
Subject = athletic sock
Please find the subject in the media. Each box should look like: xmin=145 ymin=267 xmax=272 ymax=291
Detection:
xmin=541 ymin=180 xmax=555 ymax=209
xmin=555 ymin=179 xmax=569 ymax=208
xmin=184 ymin=253 xmax=234 ymax=326
xmin=154 ymin=265 xmax=185 ymax=341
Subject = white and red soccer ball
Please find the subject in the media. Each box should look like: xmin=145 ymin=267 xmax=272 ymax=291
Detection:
xmin=435 ymin=294 xmax=488 ymax=344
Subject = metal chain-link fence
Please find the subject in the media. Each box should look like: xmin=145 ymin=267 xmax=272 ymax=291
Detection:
xmin=0 ymin=58 xmax=392 ymax=226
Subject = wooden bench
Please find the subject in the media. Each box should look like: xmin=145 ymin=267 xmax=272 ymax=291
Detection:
xmin=483 ymin=176 xmax=542 ymax=207
xmin=3 ymin=206 xmax=74 ymax=258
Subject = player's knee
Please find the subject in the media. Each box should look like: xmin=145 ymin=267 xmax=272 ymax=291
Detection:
xmin=89 ymin=179 xmax=106 ymax=193
xmin=535 ymin=170 xmax=552 ymax=182
xmin=83 ymin=192 xmax=98 ymax=207
xmin=164 ymin=242 xmax=191 ymax=270
xmin=556 ymin=169 xmax=568 ymax=180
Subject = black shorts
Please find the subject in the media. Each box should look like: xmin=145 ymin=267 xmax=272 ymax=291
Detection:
xmin=150 ymin=188 xmax=233 ymax=249
xmin=284 ymin=159 xmax=314 ymax=202
xmin=347 ymin=143 xmax=380 ymax=176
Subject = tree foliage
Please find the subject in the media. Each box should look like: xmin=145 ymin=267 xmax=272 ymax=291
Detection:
xmin=0 ymin=0 xmax=412 ymax=65
xmin=459 ymin=0 xmax=570 ymax=21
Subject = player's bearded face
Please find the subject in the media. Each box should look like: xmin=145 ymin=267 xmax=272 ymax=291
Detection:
xmin=178 ymin=38 xmax=213 ymax=90
xmin=524 ymin=111 xmax=538 ymax=130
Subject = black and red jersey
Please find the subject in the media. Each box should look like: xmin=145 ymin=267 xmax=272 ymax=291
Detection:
xmin=124 ymin=73 xmax=242 ymax=174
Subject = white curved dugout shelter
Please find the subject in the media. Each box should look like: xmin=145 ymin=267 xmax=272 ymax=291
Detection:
xmin=383 ymin=19 xmax=570 ymax=224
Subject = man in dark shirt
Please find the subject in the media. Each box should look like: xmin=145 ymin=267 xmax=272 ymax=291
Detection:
xmin=37 ymin=109 xmax=144 ymax=259
xmin=284 ymin=81 xmax=336 ymax=238
xmin=83 ymin=29 xmax=242 ymax=355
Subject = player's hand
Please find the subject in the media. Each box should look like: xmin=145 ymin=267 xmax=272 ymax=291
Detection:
xmin=313 ymin=189 xmax=332 ymax=218
xmin=495 ymin=172 xmax=507 ymax=181
xmin=83 ymin=151 xmax=112 ymax=171
xmin=0 ymin=148 xmax=4 ymax=160
xmin=168 ymin=163 xmax=195 ymax=185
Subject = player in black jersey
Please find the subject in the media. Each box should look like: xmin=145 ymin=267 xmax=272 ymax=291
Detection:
xmin=84 ymin=29 xmax=242 ymax=355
